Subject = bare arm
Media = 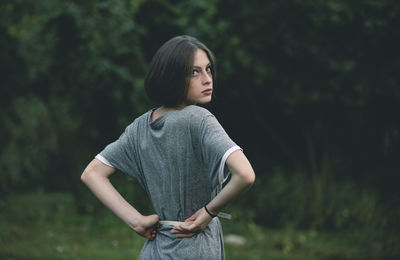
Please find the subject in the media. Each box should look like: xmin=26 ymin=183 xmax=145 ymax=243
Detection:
xmin=81 ymin=158 xmax=159 ymax=240
xmin=171 ymin=150 xmax=255 ymax=237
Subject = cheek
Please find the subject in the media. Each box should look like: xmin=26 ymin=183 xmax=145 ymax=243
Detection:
xmin=188 ymin=79 xmax=199 ymax=91
xmin=186 ymin=80 xmax=196 ymax=98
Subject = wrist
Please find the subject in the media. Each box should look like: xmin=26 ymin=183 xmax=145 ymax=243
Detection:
xmin=123 ymin=210 xmax=144 ymax=229
xmin=204 ymin=205 xmax=217 ymax=218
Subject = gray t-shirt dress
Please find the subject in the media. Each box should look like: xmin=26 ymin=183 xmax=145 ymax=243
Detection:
xmin=96 ymin=105 xmax=240 ymax=259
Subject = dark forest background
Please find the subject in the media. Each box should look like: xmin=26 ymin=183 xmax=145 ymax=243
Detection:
xmin=1 ymin=0 xmax=399 ymax=259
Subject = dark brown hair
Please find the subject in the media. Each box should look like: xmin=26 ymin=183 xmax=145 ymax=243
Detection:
xmin=144 ymin=35 xmax=216 ymax=107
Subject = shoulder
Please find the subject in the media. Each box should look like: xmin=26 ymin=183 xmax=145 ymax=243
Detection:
xmin=180 ymin=105 xmax=216 ymax=128
xmin=135 ymin=110 xmax=152 ymax=123
xmin=123 ymin=110 xmax=152 ymax=133
xmin=181 ymin=105 xmax=225 ymax=133
xmin=182 ymin=105 xmax=214 ymax=120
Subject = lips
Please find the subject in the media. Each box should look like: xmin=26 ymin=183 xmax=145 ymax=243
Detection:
xmin=202 ymin=88 xmax=213 ymax=94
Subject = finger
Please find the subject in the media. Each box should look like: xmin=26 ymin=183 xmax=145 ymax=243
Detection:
xmin=171 ymin=222 xmax=199 ymax=233
xmin=178 ymin=223 xmax=198 ymax=232
xmin=185 ymin=216 xmax=196 ymax=222
xmin=172 ymin=224 xmax=189 ymax=232
xmin=171 ymin=227 xmax=195 ymax=234
xmin=172 ymin=229 xmax=201 ymax=236
xmin=175 ymin=233 xmax=195 ymax=238
xmin=154 ymin=223 xmax=160 ymax=232
xmin=170 ymin=228 xmax=182 ymax=234
xmin=171 ymin=227 xmax=182 ymax=233
xmin=148 ymin=231 xmax=157 ymax=240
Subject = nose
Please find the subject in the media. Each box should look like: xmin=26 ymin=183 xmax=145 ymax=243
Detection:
xmin=202 ymin=71 xmax=212 ymax=85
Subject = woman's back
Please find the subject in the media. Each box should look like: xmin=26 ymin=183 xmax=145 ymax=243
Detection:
xmin=97 ymin=105 xmax=239 ymax=258
xmin=139 ymin=105 xmax=212 ymax=221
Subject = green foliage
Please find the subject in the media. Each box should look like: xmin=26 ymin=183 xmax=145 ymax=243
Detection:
xmin=2 ymin=192 xmax=398 ymax=259
xmin=0 ymin=192 xmax=145 ymax=260
xmin=0 ymin=0 xmax=152 ymax=195
xmin=248 ymin=169 xmax=400 ymax=239
xmin=0 ymin=96 xmax=79 ymax=194
xmin=0 ymin=0 xmax=399 ymax=240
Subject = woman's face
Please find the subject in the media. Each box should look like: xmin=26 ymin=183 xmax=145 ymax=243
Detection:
xmin=184 ymin=49 xmax=213 ymax=105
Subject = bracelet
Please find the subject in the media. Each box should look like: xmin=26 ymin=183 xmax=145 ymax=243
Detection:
xmin=204 ymin=205 xmax=217 ymax=218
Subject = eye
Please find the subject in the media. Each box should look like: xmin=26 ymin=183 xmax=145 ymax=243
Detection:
xmin=206 ymin=66 xmax=212 ymax=73
xmin=191 ymin=69 xmax=199 ymax=76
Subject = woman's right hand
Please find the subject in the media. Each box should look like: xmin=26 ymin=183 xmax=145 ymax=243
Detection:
xmin=81 ymin=159 xmax=160 ymax=241
xmin=170 ymin=208 xmax=213 ymax=238
xmin=130 ymin=214 xmax=160 ymax=240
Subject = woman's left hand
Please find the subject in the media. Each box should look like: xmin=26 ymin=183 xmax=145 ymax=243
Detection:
xmin=170 ymin=208 xmax=213 ymax=238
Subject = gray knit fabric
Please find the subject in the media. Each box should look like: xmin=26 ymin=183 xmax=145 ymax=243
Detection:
xmin=98 ymin=105 xmax=238 ymax=259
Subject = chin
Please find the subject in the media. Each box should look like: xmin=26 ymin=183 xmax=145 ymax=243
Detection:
xmin=186 ymin=97 xmax=212 ymax=106
xmin=200 ymin=96 xmax=212 ymax=104
xmin=197 ymin=100 xmax=212 ymax=105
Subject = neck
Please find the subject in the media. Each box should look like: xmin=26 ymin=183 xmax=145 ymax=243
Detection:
xmin=151 ymin=105 xmax=187 ymax=123
xmin=161 ymin=104 xmax=187 ymax=111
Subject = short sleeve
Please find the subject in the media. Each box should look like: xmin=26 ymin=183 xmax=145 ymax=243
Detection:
xmin=199 ymin=114 xmax=241 ymax=190
xmin=96 ymin=124 xmax=140 ymax=180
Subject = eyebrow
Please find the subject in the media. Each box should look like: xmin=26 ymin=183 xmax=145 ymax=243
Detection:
xmin=192 ymin=63 xmax=211 ymax=69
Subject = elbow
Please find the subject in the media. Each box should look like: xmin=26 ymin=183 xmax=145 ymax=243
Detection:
xmin=80 ymin=170 xmax=88 ymax=184
xmin=242 ymin=169 xmax=255 ymax=188
xmin=81 ymin=160 xmax=112 ymax=184
xmin=248 ymin=170 xmax=256 ymax=186
xmin=80 ymin=169 xmax=93 ymax=184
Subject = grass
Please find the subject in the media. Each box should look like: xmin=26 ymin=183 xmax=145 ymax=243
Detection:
xmin=0 ymin=192 xmax=395 ymax=260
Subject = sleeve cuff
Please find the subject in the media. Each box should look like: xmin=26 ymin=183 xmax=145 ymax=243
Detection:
xmin=218 ymin=145 xmax=242 ymax=185
xmin=95 ymin=154 xmax=114 ymax=168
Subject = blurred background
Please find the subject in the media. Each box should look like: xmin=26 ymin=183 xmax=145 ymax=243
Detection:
xmin=0 ymin=0 xmax=399 ymax=259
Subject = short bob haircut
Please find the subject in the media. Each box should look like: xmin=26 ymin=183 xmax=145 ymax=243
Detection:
xmin=145 ymin=35 xmax=216 ymax=107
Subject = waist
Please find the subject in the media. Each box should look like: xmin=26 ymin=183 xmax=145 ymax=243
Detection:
xmin=159 ymin=220 xmax=193 ymax=226
xmin=159 ymin=212 xmax=231 ymax=226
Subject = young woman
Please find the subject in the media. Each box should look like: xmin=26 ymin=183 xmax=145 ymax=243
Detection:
xmin=81 ymin=35 xmax=255 ymax=259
